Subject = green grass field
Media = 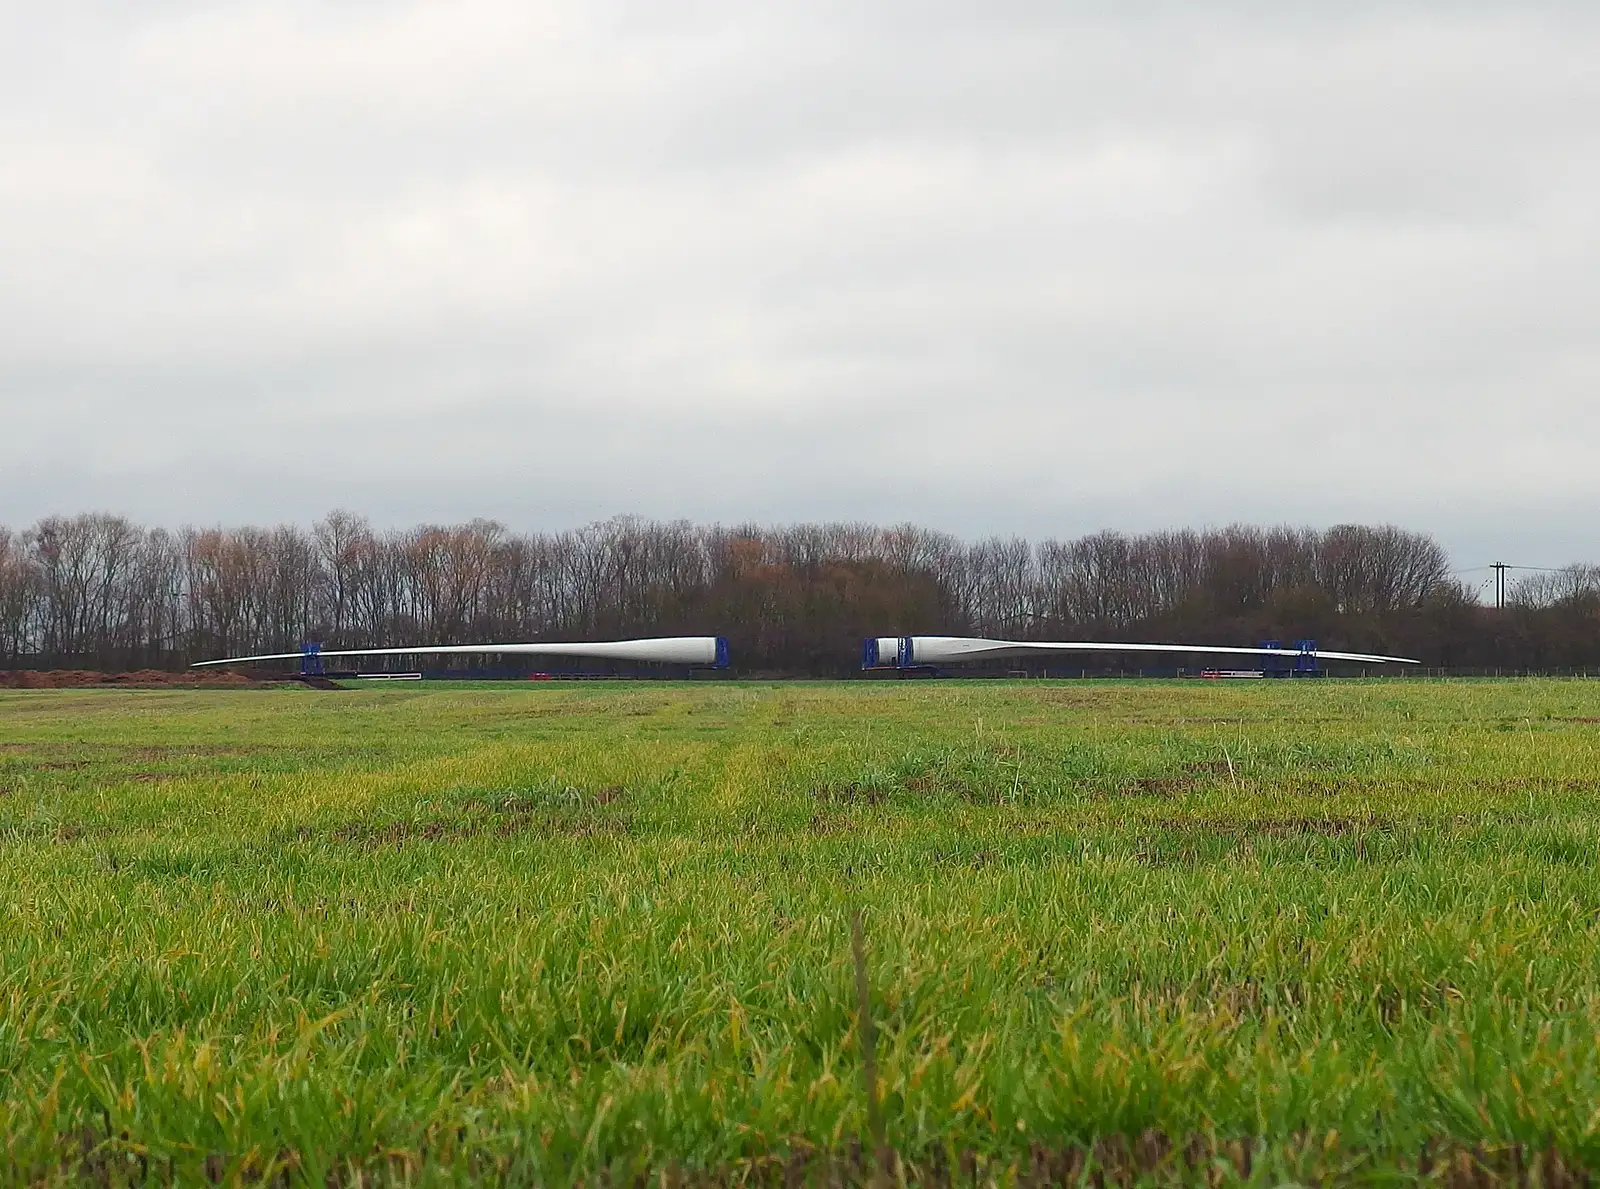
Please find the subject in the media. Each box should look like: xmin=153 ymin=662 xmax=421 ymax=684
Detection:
xmin=4 ymin=679 xmax=1600 ymax=1186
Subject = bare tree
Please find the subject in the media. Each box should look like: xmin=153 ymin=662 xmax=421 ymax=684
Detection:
xmin=27 ymin=514 xmax=144 ymax=665
xmin=0 ymin=528 xmax=42 ymax=663
xmin=313 ymin=511 xmax=371 ymax=645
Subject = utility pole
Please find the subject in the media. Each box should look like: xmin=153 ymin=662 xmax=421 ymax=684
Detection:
xmin=1491 ymin=562 xmax=1509 ymax=610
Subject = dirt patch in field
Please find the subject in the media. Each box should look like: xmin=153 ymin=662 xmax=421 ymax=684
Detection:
xmin=0 ymin=669 xmax=268 ymax=689
xmin=345 ymin=816 xmax=631 ymax=845
xmin=122 ymin=744 xmax=268 ymax=757
xmin=904 ymin=772 xmax=972 ymax=798
xmin=452 ymin=784 xmax=628 ymax=815
xmin=1133 ymin=814 xmax=1397 ymax=866
xmin=1029 ymin=689 xmax=1132 ymax=707
xmin=1124 ymin=759 xmax=1239 ymax=797
xmin=33 ymin=824 xmax=87 ymax=843
xmin=1473 ymin=776 xmax=1600 ymax=795
xmin=56 ymin=1131 xmax=1597 ymax=1189
xmin=812 ymin=781 xmax=890 ymax=806
xmin=1161 ymin=814 xmax=1390 ymax=840
xmin=0 ymin=742 xmax=267 ymax=757
xmin=808 ymin=812 xmax=844 ymax=835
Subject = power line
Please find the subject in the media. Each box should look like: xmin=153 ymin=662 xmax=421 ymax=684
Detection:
xmin=1454 ymin=562 xmax=1572 ymax=608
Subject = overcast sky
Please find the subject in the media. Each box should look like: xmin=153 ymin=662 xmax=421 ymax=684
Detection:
xmin=2 ymin=1 xmax=1596 ymax=569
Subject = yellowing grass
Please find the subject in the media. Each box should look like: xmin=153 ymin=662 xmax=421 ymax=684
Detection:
xmin=2 ymin=679 xmax=1600 ymax=1185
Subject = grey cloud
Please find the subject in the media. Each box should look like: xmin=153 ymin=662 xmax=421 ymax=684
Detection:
xmin=1 ymin=0 xmax=1597 ymax=570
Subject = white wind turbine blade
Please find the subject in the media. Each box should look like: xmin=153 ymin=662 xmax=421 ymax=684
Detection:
xmin=866 ymin=636 xmax=1419 ymax=667
xmin=192 ymin=636 xmax=728 ymax=668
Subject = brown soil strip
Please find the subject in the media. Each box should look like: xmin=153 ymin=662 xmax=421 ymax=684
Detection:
xmin=0 ymin=669 xmax=267 ymax=689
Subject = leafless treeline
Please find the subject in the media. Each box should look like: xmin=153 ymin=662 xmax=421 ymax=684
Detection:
xmin=0 ymin=512 xmax=1591 ymax=671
